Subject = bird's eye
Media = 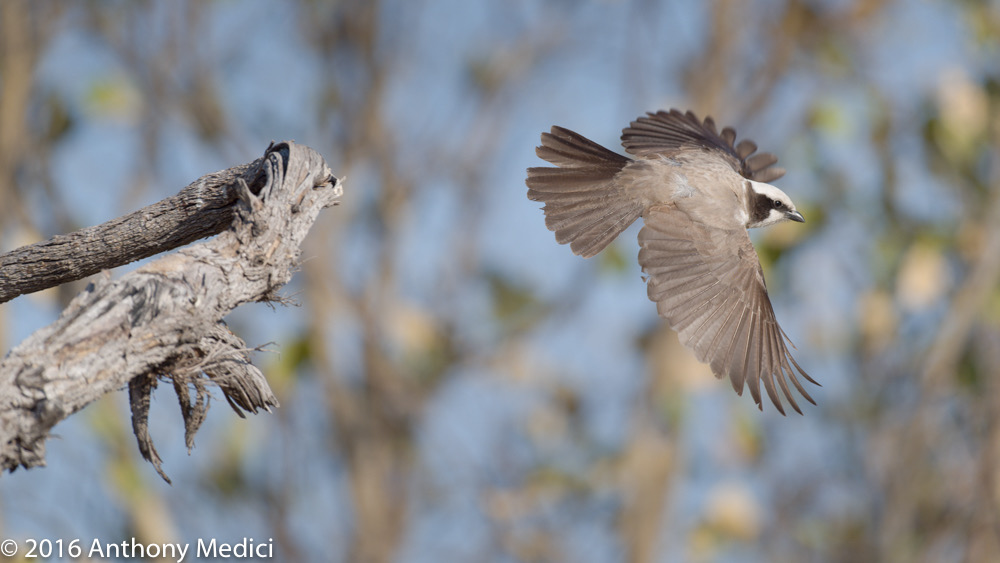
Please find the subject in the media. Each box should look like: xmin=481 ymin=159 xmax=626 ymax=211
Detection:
xmin=773 ymin=200 xmax=784 ymax=208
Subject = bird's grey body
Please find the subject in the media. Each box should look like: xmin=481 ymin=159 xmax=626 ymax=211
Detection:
xmin=526 ymin=109 xmax=816 ymax=414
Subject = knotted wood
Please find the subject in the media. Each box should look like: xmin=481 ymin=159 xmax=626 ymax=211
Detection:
xmin=0 ymin=142 xmax=342 ymax=481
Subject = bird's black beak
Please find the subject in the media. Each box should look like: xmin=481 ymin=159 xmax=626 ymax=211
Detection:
xmin=786 ymin=210 xmax=805 ymax=223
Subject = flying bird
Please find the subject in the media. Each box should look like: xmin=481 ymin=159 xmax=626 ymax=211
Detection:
xmin=525 ymin=109 xmax=817 ymax=414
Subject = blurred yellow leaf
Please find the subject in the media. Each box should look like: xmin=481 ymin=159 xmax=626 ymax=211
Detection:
xmin=266 ymin=334 xmax=311 ymax=397
xmin=808 ymin=100 xmax=850 ymax=136
xmin=935 ymin=67 xmax=989 ymax=163
xmin=487 ymin=271 xmax=548 ymax=334
xmin=857 ymin=289 xmax=897 ymax=352
xmin=703 ymin=481 xmax=763 ymax=541
xmin=896 ymin=241 xmax=950 ymax=310
xmin=86 ymin=74 xmax=142 ymax=123
xmin=597 ymin=241 xmax=629 ymax=274
xmin=387 ymin=302 xmax=440 ymax=358
xmin=728 ymin=410 xmax=764 ymax=463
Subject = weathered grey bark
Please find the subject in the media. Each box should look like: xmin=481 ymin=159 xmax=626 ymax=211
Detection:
xmin=0 ymin=142 xmax=342 ymax=482
xmin=0 ymin=155 xmax=270 ymax=304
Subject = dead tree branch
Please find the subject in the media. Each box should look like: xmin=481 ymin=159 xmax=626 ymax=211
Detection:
xmin=0 ymin=154 xmax=271 ymax=304
xmin=0 ymin=142 xmax=342 ymax=482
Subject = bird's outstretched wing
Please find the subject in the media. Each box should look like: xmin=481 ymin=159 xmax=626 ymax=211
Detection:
xmin=621 ymin=109 xmax=786 ymax=183
xmin=638 ymin=204 xmax=818 ymax=414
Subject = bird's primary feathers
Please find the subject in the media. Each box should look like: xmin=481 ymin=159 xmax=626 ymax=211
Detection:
xmin=525 ymin=109 xmax=817 ymax=414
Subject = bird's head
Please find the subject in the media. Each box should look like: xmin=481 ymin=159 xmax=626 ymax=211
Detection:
xmin=746 ymin=180 xmax=804 ymax=228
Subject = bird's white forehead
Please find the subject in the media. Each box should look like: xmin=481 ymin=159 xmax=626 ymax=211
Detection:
xmin=749 ymin=180 xmax=794 ymax=207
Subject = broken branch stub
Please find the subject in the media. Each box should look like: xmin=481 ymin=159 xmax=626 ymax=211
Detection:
xmin=0 ymin=142 xmax=343 ymax=482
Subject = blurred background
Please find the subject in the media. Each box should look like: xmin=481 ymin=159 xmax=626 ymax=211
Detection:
xmin=2 ymin=0 xmax=999 ymax=561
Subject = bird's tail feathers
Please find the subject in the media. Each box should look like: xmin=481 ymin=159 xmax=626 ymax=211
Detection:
xmin=526 ymin=127 xmax=642 ymax=258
